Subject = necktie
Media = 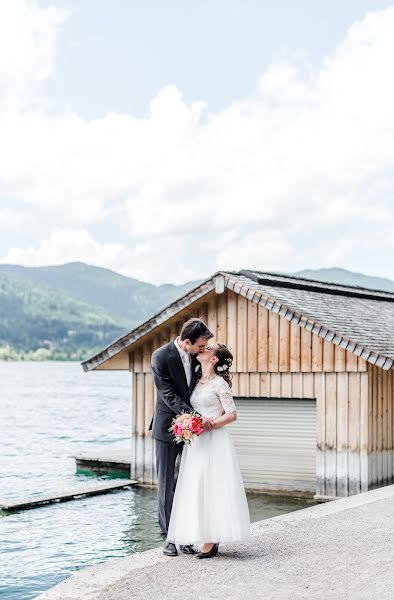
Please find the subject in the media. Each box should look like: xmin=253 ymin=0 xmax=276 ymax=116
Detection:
xmin=183 ymin=354 xmax=191 ymax=386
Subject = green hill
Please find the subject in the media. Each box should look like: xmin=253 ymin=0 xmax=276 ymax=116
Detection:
xmin=1 ymin=262 xmax=393 ymax=361
xmin=0 ymin=271 xmax=127 ymax=360
xmin=0 ymin=262 xmax=201 ymax=324
xmin=0 ymin=263 xmax=202 ymax=360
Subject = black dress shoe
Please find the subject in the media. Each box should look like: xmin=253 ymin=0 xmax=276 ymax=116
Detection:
xmin=180 ymin=544 xmax=197 ymax=555
xmin=196 ymin=543 xmax=219 ymax=559
xmin=163 ymin=542 xmax=178 ymax=556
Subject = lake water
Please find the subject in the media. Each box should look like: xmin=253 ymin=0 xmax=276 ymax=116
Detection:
xmin=0 ymin=362 xmax=316 ymax=599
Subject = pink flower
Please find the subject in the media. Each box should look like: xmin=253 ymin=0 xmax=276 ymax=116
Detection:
xmin=173 ymin=422 xmax=184 ymax=437
xmin=183 ymin=430 xmax=192 ymax=440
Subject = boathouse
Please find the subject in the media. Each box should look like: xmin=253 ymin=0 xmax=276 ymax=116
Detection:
xmin=82 ymin=270 xmax=394 ymax=500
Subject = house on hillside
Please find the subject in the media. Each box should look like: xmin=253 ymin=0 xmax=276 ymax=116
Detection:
xmin=82 ymin=270 xmax=394 ymax=500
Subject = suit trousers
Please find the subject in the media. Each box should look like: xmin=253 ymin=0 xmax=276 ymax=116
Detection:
xmin=155 ymin=439 xmax=183 ymax=540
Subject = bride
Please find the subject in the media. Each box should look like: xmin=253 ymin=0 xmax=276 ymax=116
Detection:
xmin=166 ymin=343 xmax=251 ymax=558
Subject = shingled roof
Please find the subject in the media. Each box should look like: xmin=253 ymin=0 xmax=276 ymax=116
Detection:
xmin=82 ymin=270 xmax=394 ymax=372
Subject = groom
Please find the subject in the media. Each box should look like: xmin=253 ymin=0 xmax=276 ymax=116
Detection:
xmin=150 ymin=317 xmax=214 ymax=556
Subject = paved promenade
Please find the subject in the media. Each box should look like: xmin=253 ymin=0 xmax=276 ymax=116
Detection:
xmin=38 ymin=484 xmax=394 ymax=600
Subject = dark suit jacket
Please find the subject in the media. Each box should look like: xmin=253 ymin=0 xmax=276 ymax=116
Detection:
xmin=149 ymin=339 xmax=200 ymax=443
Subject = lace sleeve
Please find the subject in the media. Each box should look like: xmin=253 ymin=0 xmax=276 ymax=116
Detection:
xmin=216 ymin=378 xmax=237 ymax=413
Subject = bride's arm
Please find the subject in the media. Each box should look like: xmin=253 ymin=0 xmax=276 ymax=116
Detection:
xmin=211 ymin=410 xmax=236 ymax=428
xmin=211 ymin=378 xmax=237 ymax=428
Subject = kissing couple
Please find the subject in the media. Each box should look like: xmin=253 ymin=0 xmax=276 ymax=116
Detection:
xmin=150 ymin=317 xmax=251 ymax=559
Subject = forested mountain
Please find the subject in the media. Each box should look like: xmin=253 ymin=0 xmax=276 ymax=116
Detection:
xmin=0 ymin=262 xmax=201 ymax=324
xmin=0 ymin=262 xmax=392 ymax=360
xmin=0 ymin=263 xmax=201 ymax=360
xmin=0 ymin=271 xmax=127 ymax=360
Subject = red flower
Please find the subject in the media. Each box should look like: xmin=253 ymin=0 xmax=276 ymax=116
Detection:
xmin=189 ymin=416 xmax=203 ymax=434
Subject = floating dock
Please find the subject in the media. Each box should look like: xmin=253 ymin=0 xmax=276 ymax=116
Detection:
xmin=73 ymin=449 xmax=131 ymax=477
xmin=0 ymin=480 xmax=137 ymax=512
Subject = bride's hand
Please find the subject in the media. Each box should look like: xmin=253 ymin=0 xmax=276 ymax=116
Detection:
xmin=201 ymin=416 xmax=214 ymax=431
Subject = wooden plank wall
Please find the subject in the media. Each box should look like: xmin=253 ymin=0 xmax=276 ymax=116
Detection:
xmin=315 ymin=371 xmax=369 ymax=498
xmin=367 ymin=364 xmax=394 ymax=490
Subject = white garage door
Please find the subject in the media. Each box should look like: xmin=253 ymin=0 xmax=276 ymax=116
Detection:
xmin=229 ymin=398 xmax=316 ymax=492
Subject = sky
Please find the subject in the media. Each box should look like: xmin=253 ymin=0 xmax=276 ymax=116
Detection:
xmin=0 ymin=0 xmax=394 ymax=285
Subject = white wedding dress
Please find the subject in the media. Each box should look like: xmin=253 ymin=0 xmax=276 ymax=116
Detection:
xmin=166 ymin=375 xmax=251 ymax=546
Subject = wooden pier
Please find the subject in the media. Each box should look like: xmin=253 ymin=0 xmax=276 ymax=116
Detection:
xmin=73 ymin=449 xmax=131 ymax=477
xmin=0 ymin=480 xmax=137 ymax=512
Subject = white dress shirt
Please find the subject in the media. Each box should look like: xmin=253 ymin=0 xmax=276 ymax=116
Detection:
xmin=174 ymin=337 xmax=192 ymax=386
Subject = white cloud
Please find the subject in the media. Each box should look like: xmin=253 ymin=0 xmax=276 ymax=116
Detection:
xmin=1 ymin=4 xmax=394 ymax=283
xmin=0 ymin=0 xmax=68 ymax=113
xmin=215 ymin=231 xmax=295 ymax=273
xmin=1 ymin=228 xmax=201 ymax=284
xmin=3 ymin=228 xmax=128 ymax=269
xmin=0 ymin=208 xmax=30 ymax=229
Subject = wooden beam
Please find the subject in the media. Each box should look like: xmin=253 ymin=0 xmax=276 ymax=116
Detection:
xmin=300 ymin=328 xmax=312 ymax=372
xmin=237 ymin=295 xmax=248 ymax=372
xmin=0 ymin=481 xmax=137 ymax=512
xmin=289 ymin=321 xmax=301 ymax=372
xmin=291 ymin=373 xmax=302 ymax=397
xmin=325 ymin=372 xmax=337 ymax=497
xmin=346 ymin=348 xmax=358 ymax=372
xmin=260 ymin=373 xmax=270 ymax=397
xmin=207 ymin=296 xmax=218 ymax=341
xmin=281 ymin=373 xmax=292 ymax=397
xmin=336 ymin=373 xmax=349 ymax=497
xmin=247 ymin=300 xmax=258 ymax=372
xmin=348 ymin=373 xmax=361 ymax=495
xmin=268 ymin=311 xmax=279 ymax=372
xmin=312 ymin=334 xmax=323 ymax=372
xmin=249 ymin=373 xmax=260 ymax=396
xmin=322 ymin=340 xmax=334 ymax=372
xmin=239 ymin=373 xmax=249 ymax=396
xmin=142 ymin=341 xmax=151 ymax=373
xmin=257 ymin=304 xmax=268 ymax=372
xmin=334 ymin=346 xmax=346 ymax=372
xmin=378 ymin=368 xmax=383 ymax=485
xmin=227 ymin=291 xmax=237 ymax=371
xmin=388 ymin=369 xmax=393 ymax=484
xmin=270 ymin=373 xmax=281 ymax=397
xmin=216 ymin=292 xmax=227 ymax=345
xmin=279 ymin=317 xmax=290 ymax=372
xmin=133 ymin=347 xmax=143 ymax=373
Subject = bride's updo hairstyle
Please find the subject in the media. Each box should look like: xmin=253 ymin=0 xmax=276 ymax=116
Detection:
xmin=213 ymin=343 xmax=233 ymax=388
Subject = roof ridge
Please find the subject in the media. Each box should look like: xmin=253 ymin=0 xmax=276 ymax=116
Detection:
xmin=236 ymin=269 xmax=394 ymax=300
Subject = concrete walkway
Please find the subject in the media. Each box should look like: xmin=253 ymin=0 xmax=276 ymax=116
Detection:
xmin=38 ymin=485 xmax=394 ymax=600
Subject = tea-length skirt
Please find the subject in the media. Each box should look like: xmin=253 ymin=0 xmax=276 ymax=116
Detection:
xmin=166 ymin=425 xmax=251 ymax=546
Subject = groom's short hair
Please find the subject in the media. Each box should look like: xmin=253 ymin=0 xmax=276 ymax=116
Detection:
xmin=180 ymin=318 xmax=213 ymax=344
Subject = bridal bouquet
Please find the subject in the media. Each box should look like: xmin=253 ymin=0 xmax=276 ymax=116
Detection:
xmin=169 ymin=410 xmax=203 ymax=444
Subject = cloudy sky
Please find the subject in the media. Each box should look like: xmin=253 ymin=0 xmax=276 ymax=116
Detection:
xmin=1 ymin=0 xmax=394 ymax=284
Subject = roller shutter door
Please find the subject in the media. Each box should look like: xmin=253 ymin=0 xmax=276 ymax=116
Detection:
xmin=229 ymin=398 xmax=316 ymax=492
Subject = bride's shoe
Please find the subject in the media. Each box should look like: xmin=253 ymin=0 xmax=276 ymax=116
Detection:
xmin=196 ymin=543 xmax=219 ymax=559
